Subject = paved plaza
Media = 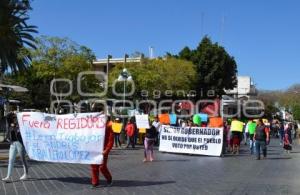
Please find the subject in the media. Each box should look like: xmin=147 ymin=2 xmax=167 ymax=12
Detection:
xmin=0 ymin=139 xmax=300 ymax=195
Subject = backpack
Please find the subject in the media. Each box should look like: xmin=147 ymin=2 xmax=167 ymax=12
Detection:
xmin=255 ymin=125 xmax=266 ymax=141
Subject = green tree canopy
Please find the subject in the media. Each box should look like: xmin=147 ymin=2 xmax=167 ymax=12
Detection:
xmin=8 ymin=36 xmax=97 ymax=109
xmin=175 ymin=36 xmax=237 ymax=98
xmin=258 ymin=84 xmax=300 ymax=121
xmin=0 ymin=0 xmax=37 ymax=74
xmin=108 ymin=58 xmax=197 ymax=100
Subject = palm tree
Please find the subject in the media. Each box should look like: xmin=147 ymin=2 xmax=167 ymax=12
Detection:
xmin=0 ymin=0 xmax=37 ymax=74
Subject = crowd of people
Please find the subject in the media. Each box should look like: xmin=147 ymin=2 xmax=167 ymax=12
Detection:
xmin=111 ymin=114 xmax=298 ymax=162
xmin=1 ymin=110 xmax=299 ymax=188
xmin=221 ymin=118 xmax=298 ymax=159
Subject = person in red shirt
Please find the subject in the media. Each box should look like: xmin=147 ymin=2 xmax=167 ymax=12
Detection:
xmin=125 ymin=119 xmax=135 ymax=148
xmin=90 ymin=116 xmax=114 ymax=188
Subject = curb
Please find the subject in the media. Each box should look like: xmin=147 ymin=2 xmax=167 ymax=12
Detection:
xmin=0 ymin=155 xmax=23 ymax=161
xmin=0 ymin=156 xmax=8 ymax=160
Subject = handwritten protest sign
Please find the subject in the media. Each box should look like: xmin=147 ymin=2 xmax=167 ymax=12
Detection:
xmin=169 ymin=114 xmax=177 ymax=125
xmin=159 ymin=125 xmax=223 ymax=156
xmin=135 ymin=115 xmax=150 ymax=129
xmin=139 ymin=128 xmax=146 ymax=133
xmin=112 ymin=122 xmax=122 ymax=133
xmin=198 ymin=113 xmax=208 ymax=122
xmin=17 ymin=112 xmax=106 ymax=164
xmin=209 ymin=117 xmax=223 ymax=128
xmin=193 ymin=114 xmax=201 ymax=125
xmin=159 ymin=114 xmax=170 ymax=125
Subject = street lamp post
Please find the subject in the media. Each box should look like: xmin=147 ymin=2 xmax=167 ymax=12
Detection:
xmin=118 ymin=68 xmax=132 ymax=107
xmin=117 ymin=68 xmax=132 ymax=144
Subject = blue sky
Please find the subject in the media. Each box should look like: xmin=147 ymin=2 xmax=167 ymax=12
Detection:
xmin=29 ymin=0 xmax=300 ymax=90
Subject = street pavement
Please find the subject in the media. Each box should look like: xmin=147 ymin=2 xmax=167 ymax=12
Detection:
xmin=0 ymin=139 xmax=300 ymax=195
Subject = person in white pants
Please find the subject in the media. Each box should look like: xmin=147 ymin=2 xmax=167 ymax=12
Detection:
xmin=2 ymin=113 xmax=28 ymax=182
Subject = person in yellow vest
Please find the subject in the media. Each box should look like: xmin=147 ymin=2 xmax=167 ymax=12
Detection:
xmin=230 ymin=118 xmax=244 ymax=155
xmin=113 ymin=118 xmax=122 ymax=148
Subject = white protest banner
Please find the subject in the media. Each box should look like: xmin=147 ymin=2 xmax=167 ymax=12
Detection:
xmin=159 ymin=125 xmax=223 ymax=156
xmin=135 ymin=114 xmax=150 ymax=129
xmin=17 ymin=112 xmax=106 ymax=164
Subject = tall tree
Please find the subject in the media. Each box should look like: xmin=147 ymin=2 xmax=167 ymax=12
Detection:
xmin=108 ymin=58 xmax=197 ymax=100
xmin=9 ymin=36 xmax=97 ymax=109
xmin=0 ymin=0 xmax=37 ymax=74
xmin=177 ymin=36 xmax=237 ymax=98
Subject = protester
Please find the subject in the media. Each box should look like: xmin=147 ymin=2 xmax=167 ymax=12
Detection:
xmin=180 ymin=119 xmax=187 ymax=127
xmin=152 ymin=116 xmax=161 ymax=146
xmin=294 ymin=123 xmax=298 ymax=139
xmin=222 ymin=121 xmax=230 ymax=156
xmin=265 ymin=123 xmax=271 ymax=145
xmin=187 ymin=119 xmax=194 ymax=127
xmin=2 ymin=113 xmax=28 ymax=182
xmin=285 ymin=123 xmax=293 ymax=144
xmin=143 ymin=125 xmax=157 ymax=162
xmin=225 ymin=121 xmax=232 ymax=153
xmin=271 ymin=121 xmax=279 ymax=138
xmin=243 ymin=122 xmax=248 ymax=145
xmin=230 ymin=118 xmax=243 ymax=155
xmin=245 ymin=119 xmax=257 ymax=154
xmin=279 ymin=122 xmax=285 ymax=145
xmin=283 ymin=130 xmax=292 ymax=153
xmin=134 ymin=120 xmax=139 ymax=145
xmin=125 ymin=119 xmax=135 ymax=148
xmin=201 ymin=122 xmax=208 ymax=127
xmin=231 ymin=132 xmax=240 ymax=154
xmin=90 ymin=116 xmax=114 ymax=188
xmin=254 ymin=119 xmax=270 ymax=160
xmin=113 ymin=118 xmax=122 ymax=148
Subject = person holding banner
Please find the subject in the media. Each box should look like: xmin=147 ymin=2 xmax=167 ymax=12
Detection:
xmin=143 ymin=125 xmax=157 ymax=162
xmin=2 ymin=113 xmax=28 ymax=182
xmin=152 ymin=116 xmax=161 ymax=146
xmin=91 ymin=116 xmax=114 ymax=188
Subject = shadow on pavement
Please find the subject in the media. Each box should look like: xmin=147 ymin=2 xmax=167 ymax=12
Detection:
xmin=266 ymin=157 xmax=292 ymax=160
xmin=108 ymin=180 xmax=175 ymax=187
xmin=290 ymin=151 xmax=300 ymax=154
xmin=30 ymin=177 xmax=175 ymax=187
xmin=267 ymin=152 xmax=281 ymax=155
xmin=152 ymin=159 xmax=190 ymax=162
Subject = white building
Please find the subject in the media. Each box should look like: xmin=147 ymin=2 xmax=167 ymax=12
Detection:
xmin=92 ymin=56 xmax=142 ymax=73
xmin=222 ymin=76 xmax=258 ymax=118
xmin=224 ymin=76 xmax=256 ymax=99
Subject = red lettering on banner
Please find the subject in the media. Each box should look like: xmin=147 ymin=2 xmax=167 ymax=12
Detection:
xmin=69 ymin=118 xmax=76 ymax=129
xmin=88 ymin=118 xmax=93 ymax=128
xmin=96 ymin=117 xmax=105 ymax=128
xmin=81 ymin=118 xmax=88 ymax=128
xmin=22 ymin=114 xmax=31 ymax=125
xmin=57 ymin=119 xmax=63 ymax=129
xmin=64 ymin=119 xmax=69 ymax=129
xmin=44 ymin=121 xmax=50 ymax=129
xmin=29 ymin=121 xmax=34 ymax=128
